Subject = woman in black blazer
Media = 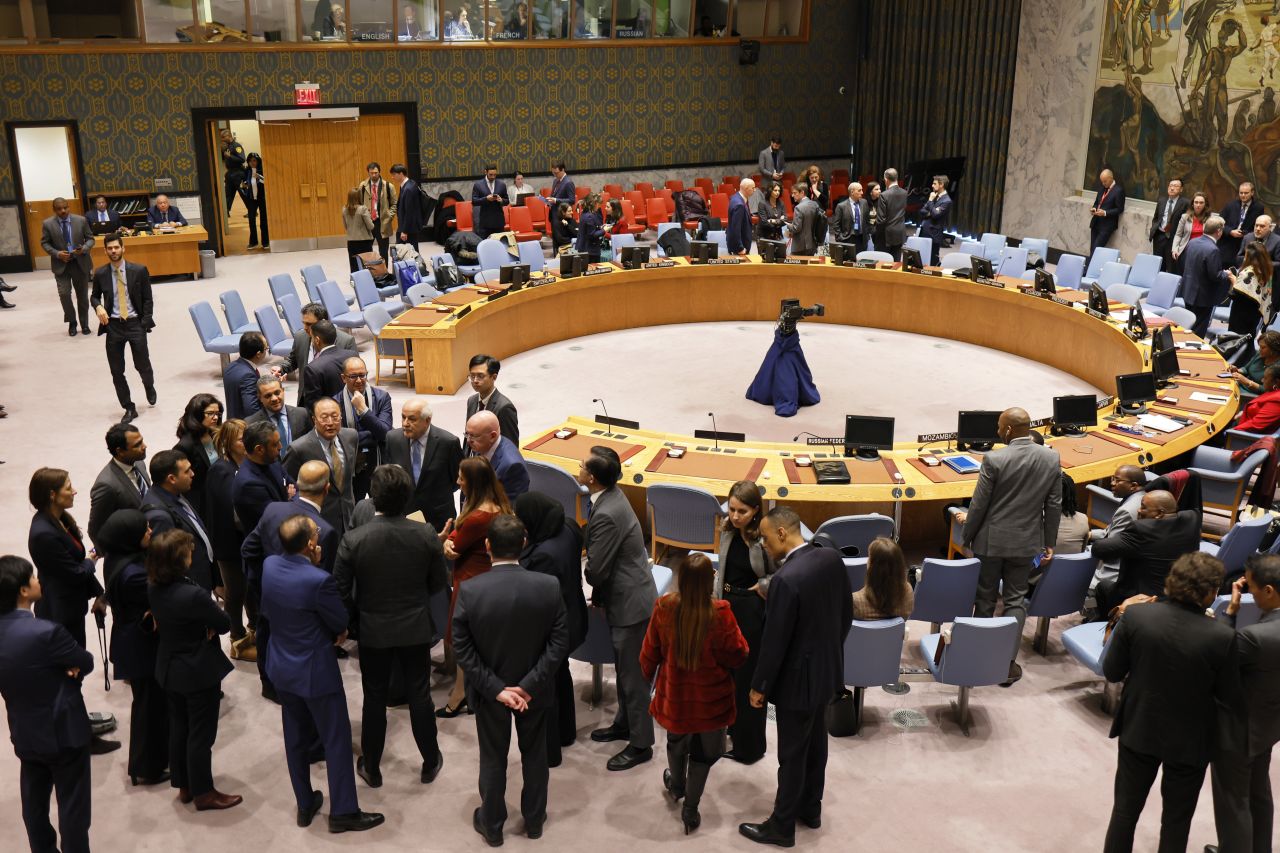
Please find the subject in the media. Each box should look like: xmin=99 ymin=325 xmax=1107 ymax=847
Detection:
xmin=100 ymin=509 xmax=169 ymax=785
xmin=27 ymin=467 xmax=103 ymax=648
xmin=173 ymin=393 xmax=223 ymax=522
xmin=515 ymin=491 xmax=587 ymax=766
xmin=205 ymin=418 xmax=255 ymax=660
xmin=575 ymin=193 xmax=606 ymax=263
xmin=147 ymin=529 xmax=239 ymax=811
xmin=551 ymin=201 xmax=578 ymax=253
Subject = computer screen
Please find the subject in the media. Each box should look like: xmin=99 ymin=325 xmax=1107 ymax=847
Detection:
xmin=827 ymin=242 xmax=854 ymax=265
xmin=559 ymin=252 xmax=587 ymax=278
xmin=759 ymin=239 xmax=787 ymax=263
xmin=844 ymin=414 xmax=895 ymax=458
xmin=1153 ymin=347 xmax=1180 ymax=385
xmin=499 ymin=263 xmax=530 ymax=286
xmin=619 ymin=245 xmax=651 ymax=269
xmin=1088 ymin=283 xmax=1109 ymax=314
xmin=969 ymin=256 xmax=995 ymax=281
xmin=1052 ymin=394 xmax=1098 ymax=429
xmin=1115 ymin=371 xmax=1158 ymax=406
xmin=901 ymin=246 xmax=924 ymax=272
xmin=957 ymin=410 xmax=1001 ymax=447
xmin=1152 ymin=325 xmax=1174 ymax=352
xmin=689 ymin=240 xmax=719 ymax=263
xmin=1034 ymin=268 xmax=1056 ymax=294
xmin=1127 ymin=302 xmax=1148 ymax=338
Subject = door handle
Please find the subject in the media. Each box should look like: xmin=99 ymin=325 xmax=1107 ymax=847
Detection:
xmin=300 ymin=183 xmax=311 ymax=199
xmin=316 ymin=183 xmax=327 ymax=199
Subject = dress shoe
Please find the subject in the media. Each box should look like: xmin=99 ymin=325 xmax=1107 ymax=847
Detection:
xmin=1000 ymin=661 xmax=1023 ymax=688
xmin=178 ymin=788 xmax=193 ymax=804
xmin=0 ymin=278 xmax=15 ymax=292
xmin=297 ymin=790 xmax=323 ymax=828
xmin=473 ymin=807 xmax=503 ymax=847
xmin=662 ymin=769 xmax=684 ymax=801
xmin=436 ymin=697 xmax=470 ymax=718
xmin=81 ymin=326 xmax=91 ymax=335
xmin=606 ymin=745 xmax=652 ymax=771
xmin=525 ymin=819 xmax=543 ymax=839
xmin=69 ymin=323 xmax=77 ymax=337
xmin=145 ymin=386 xmax=157 ymax=406
xmin=130 ymin=770 xmax=171 ymax=786
xmin=739 ymin=820 xmax=795 ymax=848
xmin=194 ymin=789 xmax=243 ymax=811
xmin=329 ymin=810 xmax=385 ymax=833
xmin=261 ymin=684 xmax=280 ymax=704
xmin=590 ymin=724 xmax=630 ymax=743
xmin=421 ymin=751 xmax=444 ymax=784
xmin=89 ymin=737 xmax=121 ymax=755
xmin=799 ymin=809 xmax=821 ymax=829
xmin=121 ymin=407 xmax=138 ymax=425
xmin=356 ymin=756 xmax=382 ymax=788
xmin=0 ymin=296 xmax=14 ymax=309
xmin=89 ymin=711 xmax=117 ymax=735
xmin=722 ymin=749 xmax=762 ymax=765
xmin=230 ymin=635 xmax=257 ymax=661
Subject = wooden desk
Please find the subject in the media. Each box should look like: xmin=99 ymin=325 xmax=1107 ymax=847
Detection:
xmin=89 ymin=226 xmax=208 ymax=279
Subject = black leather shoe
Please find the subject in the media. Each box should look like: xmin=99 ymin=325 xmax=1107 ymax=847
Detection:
xmin=356 ymin=756 xmax=382 ymax=788
xmin=473 ymin=807 xmax=503 ymax=847
xmin=435 ymin=698 xmax=470 ymax=718
xmin=121 ymin=407 xmax=138 ymax=425
xmin=328 ymin=810 xmax=385 ymax=833
xmin=90 ymin=737 xmax=122 ymax=755
xmin=81 ymin=326 xmax=91 ymax=335
xmin=130 ymin=770 xmax=171 ymax=786
xmin=723 ymin=749 xmax=763 ymax=765
xmin=525 ymin=819 xmax=543 ymax=839
xmin=1000 ymin=661 xmax=1023 ymax=688
xmin=146 ymin=387 xmax=157 ymax=406
xmin=606 ymin=745 xmax=652 ymax=771
xmin=590 ymin=724 xmax=630 ymax=743
xmin=297 ymin=790 xmax=323 ymax=827
xmin=421 ymin=751 xmax=444 ymax=784
xmin=799 ymin=809 xmax=821 ymax=829
xmin=69 ymin=323 xmax=77 ymax=337
xmin=739 ymin=820 xmax=795 ymax=847
xmin=0 ymin=278 xmax=15 ymax=292
xmin=0 ymin=296 xmax=14 ymax=309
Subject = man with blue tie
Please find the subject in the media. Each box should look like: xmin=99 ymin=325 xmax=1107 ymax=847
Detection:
xmin=147 ymin=194 xmax=188 ymax=227
xmin=384 ymin=397 xmax=463 ymax=531
xmin=142 ymin=450 xmax=216 ymax=591
xmin=87 ymin=195 xmax=121 ymax=231
xmin=472 ymin=166 xmax=508 ymax=239
xmin=0 ymin=555 xmax=96 ymax=853
xmin=831 ymin=182 xmax=868 ymax=254
xmin=727 ymin=178 xmax=755 ymax=255
xmin=549 ymin=161 xmax=576 ymax=212
xmin=248 ymin=375 xmax=313 ymax=459
xmin=334 ymin=356 xmax=391 ymax=501
xmin=40 ymin=197 xmax=95 ymax=336
xmin=260 ymin=514 xmax=384 ymax=834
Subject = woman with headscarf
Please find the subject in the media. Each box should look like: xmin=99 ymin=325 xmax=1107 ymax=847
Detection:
xmin=100 ymin=509 xmax=169 ymax=786
xmin=515 ymin=491 xmax=587 ymax=766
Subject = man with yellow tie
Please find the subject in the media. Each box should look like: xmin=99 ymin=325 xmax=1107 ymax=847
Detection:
xmin=91 ymin=233 xmax=156 ymax=424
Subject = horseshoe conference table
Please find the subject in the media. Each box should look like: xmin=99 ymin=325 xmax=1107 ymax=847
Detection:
xmin=382 ymin=257 xmax=1238 ymax=534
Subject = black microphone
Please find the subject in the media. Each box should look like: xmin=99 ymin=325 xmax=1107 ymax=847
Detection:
xmin=708 ymin=412 xmax=720 ymax=450
xmin=592 ymin=397 xmax=612 ymax=437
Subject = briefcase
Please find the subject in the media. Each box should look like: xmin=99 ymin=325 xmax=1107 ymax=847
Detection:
xmin=358 ymin=252 xmax=389 ymax=279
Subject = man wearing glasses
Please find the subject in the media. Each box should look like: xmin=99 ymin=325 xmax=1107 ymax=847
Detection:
xmin=464 ymin=354 xmax=519 ymax=446
xmin=1085 ymin=464 xmax=1148 ymax=617
xmin=334 ymin=356 xmax=392 ymax=501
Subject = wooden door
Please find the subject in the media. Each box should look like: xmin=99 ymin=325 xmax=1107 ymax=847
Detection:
xmin=13 ymin=124 xmax=83 ymax=266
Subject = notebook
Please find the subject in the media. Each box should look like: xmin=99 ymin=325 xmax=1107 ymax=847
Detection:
xmin=942 ymin=455 xmax=981 ymax=475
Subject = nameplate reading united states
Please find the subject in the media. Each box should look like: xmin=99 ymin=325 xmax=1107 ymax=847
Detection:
xmin=707 ymin=258 xmax=744 ymax=265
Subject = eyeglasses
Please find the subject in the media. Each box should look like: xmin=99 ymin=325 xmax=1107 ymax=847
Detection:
xmin=203 ymin=409 xmax=223 ymax=418
xmin=344 ymin=373 xmax=368 ymax=381
xmin=468 ymin=373 xmax=490 ymax=382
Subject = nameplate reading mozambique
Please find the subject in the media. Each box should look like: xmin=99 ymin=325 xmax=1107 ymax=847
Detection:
xmin=917 ymin=431 xmax=958 ymax=443
xmin=583 ymin=268 xmax=613 ymax=277
xmin=974 ymin=278 xmax=1004 ymax=289
xmin=643 ymin=261 xmax=676 ymax=269
xmin=707 ymin=258 xmax=744 ymax=265
xmin=1085 ymin=307 xmax=1109 ymax=321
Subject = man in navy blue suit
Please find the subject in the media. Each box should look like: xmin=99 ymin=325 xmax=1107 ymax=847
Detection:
xmin=0 ymin=556 xmax=95 ymax=853
xmin=333 ymin=355 xmax=392 ymax=501
xmin=147 ymin=195 xmax=188 ymax=227
xmin=464 ymin=410 xmax=530 ymax=500
xmin=391 ymin=163 xmax=423 ymax=250
xmin=1089 ymin=168 xmax=1126 ymax=254
xmin=549 ymin=161 xmax=575 ymax=212
xmin=261 ymin=515 xmax=384 ymax=834
xmin=1181 ymin=215 xmax=1237 ymax=337
xmin=472 ymin=166 xmax=509 ymax=239
xmin=918 ymin=175 xmax=952 ymax=265
xmin=727 ymin=178 xmax=756 ymax=255
xmin=87 ymin=195 xmax=121 ymax=230
xmin=223 ymin=332 xmax=270 ymax=421
xmin=142 ymin=450 xmax=216 ymax=591
xmin=740 ymin=507 xmax=852 ymax=848
xmin=232 ymin=420 xmax=292 ymax=535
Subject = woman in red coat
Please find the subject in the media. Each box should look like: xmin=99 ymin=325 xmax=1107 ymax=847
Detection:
xmin=1235 ymin=363 xmax=1280 ymax=434
xmin=640 ymin=552 xmax=748 ymax=834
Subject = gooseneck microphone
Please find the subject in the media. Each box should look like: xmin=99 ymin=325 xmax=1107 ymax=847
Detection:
xmin=592 ymin=397 xmax=612 ymax=437
xmin=708 ymin=412 xmax=720 ymax=450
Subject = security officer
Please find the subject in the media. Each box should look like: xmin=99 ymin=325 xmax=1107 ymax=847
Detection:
xmin=219 ymin=128 xmax=247 ymax=215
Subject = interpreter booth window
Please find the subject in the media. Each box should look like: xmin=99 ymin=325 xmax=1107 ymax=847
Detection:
xmin=733 ymin=0 xmax=765 ymax=37
xmin=692 ymin=0 xmax=727 ymax=36
xmin=530 ymin=0 xmax=567 ymax=39
xmin=306 ymin=0 xmax=348 ymax=40
xmin=573 ymin=0 xmax=613 ymax=38
xmin=492 ymin=0 xmax=532 ymax=39
xmin=766 ymin=0 xmax=800 ymax=37
xmin=348 ymin=0 xmax=394 ymax=40
xmin=443 ymin=1 xmax=480 ymax=38
xmin=395 ymin=0 xmax=439 ymax=40
xmin=27 ymin=0 xmax=140 ymax=41
xmin=613 ymin=0 xmax=650 ymax=38
xmin=652 ymin=0 xmax=690 ymax=37
xmin=141 ymin=0 xmax=196 ymax=42
xmin=0 ymin=0 xmax=22 ymax=42
xmin=195 ymin=0 xmax=249 ymax=40
xmin=249 ymin=0 xmax=301 ymax=41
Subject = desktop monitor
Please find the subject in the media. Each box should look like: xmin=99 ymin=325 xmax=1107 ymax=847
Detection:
xmin=827 ymin=242 xmax=855 ymax=265
xmin=1088 ymin=282 xmax=1109 ymax=314
xmin=900 ymin=246 xmax=924 ymax=272
xmin=1052 ymin=394 xmax=1098 ymax=434
xmin=559 ymin=252 xmax=587 ymax=278
xmin=499 ymin=263 xmax=530 ymax=287
xmin=1033 ymin=268 xmax=1056 ymax=294
xmin=1115 ymin=371 xmax=1158 ymax=414
xmin=1152 ymin=324 xmax=1174 ymax=352
xmin=1153 ymin=347 xmax=1180 ymax=387
xmin=843 ymin=414 xmax=895 ymax=460
xmin=969 ymin=255 xmax=995 ymax=281
xmin=619 ymin=245 xmax=651 ymax=269
xmin=957 ymin=410 xmax=1001 ymax=452
xmin=689 ymin=240 xmax=719 ymax=264
xmin=1126 ymin=302 xmax=1148 ymax=338
xmin=759 ymin=239 xmax=787 ymax=263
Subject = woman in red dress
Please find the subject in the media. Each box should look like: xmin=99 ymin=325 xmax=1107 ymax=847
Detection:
xmin=436 ymin=456 xmax=511 ymax=717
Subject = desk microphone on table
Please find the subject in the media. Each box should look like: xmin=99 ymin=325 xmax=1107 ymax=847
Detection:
xmin=708 ymin=412 xmax=720 ymax=450
xmin=592 ymin=397 xmax=612 ymax=437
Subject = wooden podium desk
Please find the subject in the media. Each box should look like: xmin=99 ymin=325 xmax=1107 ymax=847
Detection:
xmin=89 ymin=226 xmax=208 ymax=279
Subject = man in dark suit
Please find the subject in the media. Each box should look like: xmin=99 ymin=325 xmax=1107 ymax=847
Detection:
xmin=727 ymin=178 xmax=755 ymax=255
xmin=90 ymin=232 xmax=156 ymax=423
xmin=142 ymin=450 xmax=215 ymax=590
xmin=958 ymin=407 xmax=1061 ymax=685
xmin=1219 ymin=181 xmax=1266 ymax=267
xmin=260 ymin=515 xmax=384 ymax=834
xmin=284 ymin=398 xmax=358 ymax=533
xmin=223 ymin=332 xmax=269 ymax=421
xmin=472 ymin=166 xmax=509 ymax=239
xmin=384 ymin=397 xmax=463 ymax=530
xmin=335 ymin=465 xmax=448 ymax=788
xmin=1208 ymin=554 xmax=1280 ymax=853
xmin=465 ymin=354 xmax=520 ymax=445
xmin=278 ymin=302 xmax=358 ymax=386
xmin=785 ymin=184 xmax=820 ymax=256
xmin=878 ymin=168 xmax=908 ymax=260
xmin=740 ymin=506 xmax=852 ymax=848
xmin=464 ymin=411 xmax=529 ymax=501
xmin=918 ymin=175 xmax=953 ymax=265
xmin=1102 ymin=553 xmax=1236 ymax=852
xmin=453 ymin=514 xmax=568 ymax=846
xmin=549 ymin=161 xmax=576 ymax=212
xmin=1089 ymin=168 xmax=1126 ymax=254
xmin=1235 ymin=213 xmax=1280 ymax=270
xmin=1150 ymin=178 xmax=1189 ymax=271
xmin=1181 ymin=215 xmax=1238 ymax=337
xmin=87 ymin=195 xmax=121 ymax=231
xmin=334 ymin=355 xmax=391 ymax=501
xmin=146 ymin=195 xmax=188 ymax=226
xmin=0 ymin=556 xmax=95 ymax=853
xmin=577 ymin=447 xmax=657 ymax=771
xmin=391 ymin=163 xmax=423 ymax=251
xmin=40 ymin=196 xmax=95 ymax=336
xmin=830 ymin=181 xmax=868 ymax=254
xmin=88 ymin=423 xmax=150 ymax=547
xmin=300 ymin=320 xmax=357 ymax=412
xmin=758 ymin=137 xmax=785 ymax=186
xmin=1090 ymin=491 xmax=1202 ymax=615
xmin=247 ymin=375 xmax=313 ymax=457
xmin=232 ymin=420 xmax=292 ymax=536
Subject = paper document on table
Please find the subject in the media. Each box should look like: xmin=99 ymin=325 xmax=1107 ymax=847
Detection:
xmin=1189 ymin=392 xmax=1230 ymax=404
xmin=1137 ymin=414 xmax=1184 ymax=433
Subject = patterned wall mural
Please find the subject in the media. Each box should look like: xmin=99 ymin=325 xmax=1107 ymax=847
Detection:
xmin=1086 ymin=0 xmax=1280 ymax=206
xmin=0 ymin=0 xmax=854 ymax=201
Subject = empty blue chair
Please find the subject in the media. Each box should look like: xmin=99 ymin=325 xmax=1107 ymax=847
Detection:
xmin=300 ymin=263 xmax=327 ymax=292
xmin=704 ymin=230 xmax=729 ymax=255
xmin=979 ymin=232 xmax=1006 ymax=260
xmin=910 ymin=557 xmax=981 ymax=632
xmin=611 ymin=232 xmax=638 ymax=257
xmin=1188 ymin=446 xmax=1270 ymax=533
xmin=278 ymin=293 xmax=304 ymax=334
xmin=318 ymin=280 xmax=366 ymax=331
xmin=1025 ymin=552 xmax=1096 ymax=654
xmin=1200 ymin=514 xmax=1271 ymax=578
xmin=352 ymin=269 xmax=406 ymax=317
xmin=253 ymin=304 xmax=295 ymax=358
xmin=838 ymin=618 xmax=906 ymax=735
xmin=364 ymin=303 xmax=410 ymax=385
xmin=476 ymin=237 xmax=510 ymax=275
xmin=188 ymin=301 xmax=242 ymax=372
xmin=1127 ymin=252 xmax=1161 ymax=294
xmin=1105 ymin=282 xmax=1143 ymax=307
xmin=405 ymin=282 xmax=442 ymax=306
xmin=941 ymin=252 xmax=973 ymax=271
xmin=1145 ymin=272 xmax=1181 ymax=315
xmin=856 ymin=250 xmax=894 ymax=263
xmin=1163 ymin=305 xmax=1197 ymax=329
xmin=920 ymin=616 xmax=1020 ymax=736
xmin=652 ymin=563 xmax=674 ymax=596
xmin=517 ymin=239 xmax=546 ymax=272
xmin=905 ymin=235 xmax=932 ymax=261
xmin=570 ymin=608 xmax=614 ymax=707
xmin=527 ymin=459 xmax=589 ymax=525
xmin=996 ymin=246 xmax=1028 ymax=278
xmin=474 ymin=269 xmax=500 ymax=285
xmin=1211 ymin=593 xmax=1261 ymax=629
xmin=1095 ymin=261 xmax=1131 ymax=291
xmin=959 ymin=239 xmax=985 ymax=258
xmin=811 ymin=514 xmax=894 ymax=557
xmin=1055 ymin=253 xmax=1086 ymax=290
xmin=647 ymin=483 xmax=723 ymax=560
xmin=1020 ymin=237 xmax=1049 ymax=264
xmin=1082 ymin=246 xmax=1121 ymax=284
xmin=1062 ymin=621 xmax=1121 ymax=713
xmin=219 ymin=290 xmax=258 ymax=335
xmin=268 ymin=273 xmax=301 ymax=314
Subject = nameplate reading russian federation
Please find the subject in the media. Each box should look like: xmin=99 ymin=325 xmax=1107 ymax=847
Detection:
xmin=643 ymin=261 xmax=676 ymax=269
xmin=583 ymin=267 xmax=613 ymax=277
xmin=707 ymin=258 xmax=744 ymax=265
xmin=974 ymin=278 xmax=1004 ymax=289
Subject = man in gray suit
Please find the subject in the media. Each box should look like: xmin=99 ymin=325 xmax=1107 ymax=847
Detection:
xmin=87 ymin=423 xmax=151 ymax=548
xmin=785 ymin=184 xmax=820 ymax=257
xmin=1087 ymin=464 xmax=1147 ymax=601
xmin=1207 ymin=554 xmax=1280 ymax=853
xmin=958 ymin=407 xmax=1061 ymax=685
xmin=878 ymin=168 xmax=908 ymax=260
xmin=830 ymin=182 xmax=869 ymax=254
xmin=40 ymin=197 xmax=95 ymax=336
xmin=576 ymin=446 xmax=657 ymax=771
xmin=283 ymin=398 xmax=358 ymax=533
xmin=758 ymin=137 xmax=785 ymax=187
xmin=247 ymin=376 xmax=313 ymax=456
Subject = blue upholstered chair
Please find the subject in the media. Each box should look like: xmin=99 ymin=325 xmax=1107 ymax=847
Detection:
xmin=996 ymin=246 xmax=1028 ymax=278
xmin=1127 ymin=253 xmax=1162 ymax=295
xmin=919 ymin=616 xmax=1020 ymax=735
xmin=1082 ymin=247 xmax=1121 ymax=285
xmin=1096 ymin=261 xmax=1131 ymax=291
xmin=654 ymin=221 xmax=684 ymax=257
xmin=959 ymin=239 xmax=985 ymax=258
xmin=188 ymin=301 xmax=242 ymax=372
xmin=1020 ymin=237 xmax=1049 ymax=265
xmin=910 ymin=557 xmax=980 ymax=632
xmin=268 ymin=273 xmax=301 ymax=315
xmin=905 ymin=235 xmax=932 ymax=261
xmin=856 ymin=250 xmax=894 ymax=263
xmin=278 ymin=293 xmax=304 ymax=334
xmin=363 ymin=303 xmax=409 ymax=385
xmin=839 ymin=618 xmax=906 ymax=735
xmin=1199 ymin=514 xmax=1271 ymax=577
xmin=611 ymin=232 xmax=639 ymax=256
xmin=646 ymin=483 xmax=723 ymax=560
xmin=526 ymin=459 xmax=589 ymax=526
xmin=253 ymin=304 xmax=295 ymax=358
xmin=1105 ymin=282 xmax=1143 ymax=307
xmin=317 ymin=281 xmax=366 ymax=331
xmin=219 ymin=290 xmax=258 ymax=335
xmin=517 ymin=239 xmax=547 ymax=272
xmin=1062 ymin=621 xmax=1121 ymax=713
xmin=941 ymin=252 xmax=972 ymax=271
xmin=1211 ymin=593 xmax=1261 ymax=629
xmin=1187 ymin=447 xmax=1270 ymax=533
xmin=352 ymin=269 xmax=406 ymax=317
xmin=476 ymin=238 xmax=510 ymax=275
xmin=1144 ymin=272 xmax=1181 ymax=315
xmin=1055 ymin=253 xmax=1086 ymax=290
xmin=979 ymin=232 xmax=1007 ymax=260
xmin=810 ymin=513 xmax=894 ymax=558
xmin=404 ymin=282 xmax=442 ymax=306
xmin=1025 ymin=551 xmax=1096 ymax=654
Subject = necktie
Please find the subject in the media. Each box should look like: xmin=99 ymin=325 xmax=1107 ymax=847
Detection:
xmin=1240 ymin=204 xmax=1249 ymax=229
xmin=116 ymin=267 xmax=129 ymax=320
xmin=411 ymin=439 xmax=423 ymax=483
xmin=276 ymin=412 xmax=291 ymax=448
xmin=853 ymin=203 xmax=861 ymax=232
xmin=62 ymin=218 xmax=71 ymax=248
xmin=329 ymin=439 xmax=344 ymax=486
xmin=370 ymin=181 xmax=378 ymax=218
xmin=486 ymin=179 xmax=494 ymax=196
xmin=1161 ymin=200 xmax=1172 ymax=231
xmin=100 ymin=211 xmax=107 ymax=223
xmin=133 ymin=468 xmax=147 ymax=497
xmin=177 ymin=497 xmax=213 ymax=560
